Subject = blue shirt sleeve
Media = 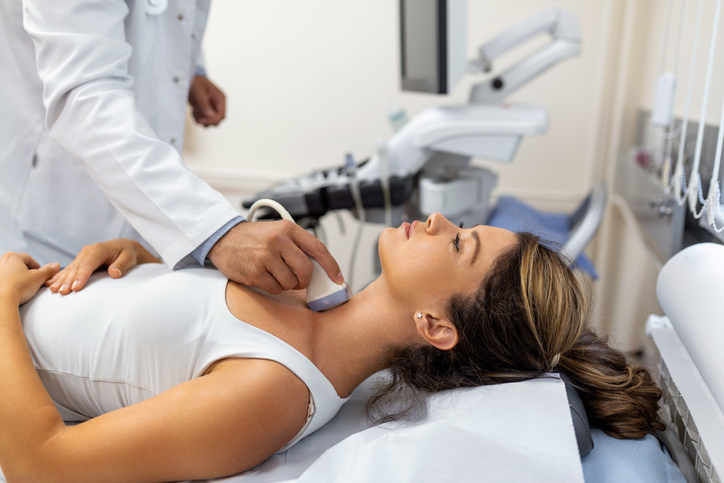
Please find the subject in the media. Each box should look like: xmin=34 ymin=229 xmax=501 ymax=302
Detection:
xmin=190 ymin=216 xmax=245 ymax=266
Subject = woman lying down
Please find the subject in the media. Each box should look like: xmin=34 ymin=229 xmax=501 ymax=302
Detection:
xmin=0 ymin=213 xmax=664 ymax=482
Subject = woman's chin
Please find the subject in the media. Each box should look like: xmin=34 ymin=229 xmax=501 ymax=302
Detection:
xmin=377 ymin=228 xmax=397 ymax=268
xmin=380 ymin=225 xmax=403 ymax=244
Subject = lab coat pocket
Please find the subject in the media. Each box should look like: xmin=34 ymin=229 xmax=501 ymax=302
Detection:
xmin=16 ymin=134 xmax=126 ymax=263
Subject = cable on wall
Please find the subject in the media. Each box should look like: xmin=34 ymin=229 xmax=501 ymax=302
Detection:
xmin=686 ymin=0 xmax=722 ymax=216
xmin=670 ymin=0 xmax=705 ymax=202
xmin=659 ymin=0 xmax=724 ymax=233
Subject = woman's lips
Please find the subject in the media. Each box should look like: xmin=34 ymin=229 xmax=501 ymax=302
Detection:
xmin=403 ymin=220 xmax=417 ymax=238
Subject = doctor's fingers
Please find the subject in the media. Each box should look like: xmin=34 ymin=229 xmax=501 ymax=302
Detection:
xmin=195 ymin=94 xmax=225 ymax=126
xmin=277 ymin=249 xmax=314 ymax=290
xmin=252 ymin=268 xmax=285 ymax=295
xmin=262 ymin=254 xmax=301 ymax=292
xmin=207 ymin=86 xmax=226 ymax=125
xmin=194 ymin=107 xmax=223 ymax=127
xmin=289 ymin=228 xmax=344 ymax=285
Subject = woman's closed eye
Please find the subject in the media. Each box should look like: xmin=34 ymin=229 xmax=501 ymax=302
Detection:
xmin=453 ymin=233 xmax=461 ymax=252
xmin=452 ymin=223 xmax=464 ymax=252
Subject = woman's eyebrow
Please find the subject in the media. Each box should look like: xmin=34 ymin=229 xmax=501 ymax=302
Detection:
xmin=471 ymin=230 xmax=481 ymax=266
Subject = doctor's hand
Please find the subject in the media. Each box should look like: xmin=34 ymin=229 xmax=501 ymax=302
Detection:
xmin=207 ymin=221 xmax=344 ymax=295
xmin=45 ymin=239 xmax=161 ymax=295
xmin=0 ymin=252 xmax=59 ymax=306
xmin=188 ymin=75 xmax=226 ymax=127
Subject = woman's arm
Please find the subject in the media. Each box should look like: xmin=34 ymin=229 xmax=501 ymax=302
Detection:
xmin=46 ymin=239 xmax=161 ymax=295
xmin=0 ymin=253 xmax=309 ymax=482
xmin=0 ymin=254 xmax=66 ymax=480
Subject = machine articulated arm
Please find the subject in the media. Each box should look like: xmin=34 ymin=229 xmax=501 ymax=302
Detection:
xmin=469 ymin=7 xmax=581 ymax=105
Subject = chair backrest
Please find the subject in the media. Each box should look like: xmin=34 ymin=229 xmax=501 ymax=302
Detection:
xmin=561 ymin=179 xmax=608 ymax=263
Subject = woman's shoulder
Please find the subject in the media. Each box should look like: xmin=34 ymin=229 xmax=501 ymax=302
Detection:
xmin=207 ymin=357 xmax=309 ymax=401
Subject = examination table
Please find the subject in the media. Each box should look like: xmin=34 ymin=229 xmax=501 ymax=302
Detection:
xmin=0 ymin=372 xmax=684 ymax=482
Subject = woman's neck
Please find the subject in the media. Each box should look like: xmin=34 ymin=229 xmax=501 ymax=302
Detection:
xmin=308 ymin=277 xmax=417 ymax=398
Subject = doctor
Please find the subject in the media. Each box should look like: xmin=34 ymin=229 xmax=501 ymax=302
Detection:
xmin=0 ymin=1 xmax=343 ymax=295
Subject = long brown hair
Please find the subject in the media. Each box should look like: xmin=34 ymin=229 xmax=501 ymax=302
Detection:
xmin=367 ymin=232 xmax=664 ymax=439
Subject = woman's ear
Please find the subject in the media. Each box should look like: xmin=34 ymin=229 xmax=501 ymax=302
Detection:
xmin=414 ymin=312 xmax=458 ymax=350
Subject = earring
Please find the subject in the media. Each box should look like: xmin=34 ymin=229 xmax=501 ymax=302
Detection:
xmin=415 ymin=312 xmax=423 ymax=319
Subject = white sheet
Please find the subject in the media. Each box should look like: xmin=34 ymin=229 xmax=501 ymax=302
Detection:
xmin=208 ymin=373 xmax=584 ymax=483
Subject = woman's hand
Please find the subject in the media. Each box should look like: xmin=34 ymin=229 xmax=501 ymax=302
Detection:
xmin=0 ymin=252 xmax=59 ymax=305
xmin=46 ymin=239 xmax=161 ymax=295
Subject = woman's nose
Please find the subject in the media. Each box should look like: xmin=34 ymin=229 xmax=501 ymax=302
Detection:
xmin=426 ymin=213 xmax=446 ymax=234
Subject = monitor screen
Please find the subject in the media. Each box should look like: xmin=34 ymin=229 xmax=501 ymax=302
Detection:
xmin=400 ymin=0 xmax=466 ymax=94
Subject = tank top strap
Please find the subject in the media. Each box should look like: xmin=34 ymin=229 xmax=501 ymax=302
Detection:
xmin=208 ymin=274 xmax=343 ymax=410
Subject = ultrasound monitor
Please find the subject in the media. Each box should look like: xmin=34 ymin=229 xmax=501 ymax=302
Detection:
xmin=400 ymin=0 xmax=467 ymax=94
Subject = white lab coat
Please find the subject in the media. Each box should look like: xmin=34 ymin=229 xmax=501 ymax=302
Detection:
xmin=0 ymin=0 xmax=241 ymax=268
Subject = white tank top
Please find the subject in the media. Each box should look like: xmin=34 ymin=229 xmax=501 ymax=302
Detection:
xmin=19 ymin=264 xmax=349 ymax=451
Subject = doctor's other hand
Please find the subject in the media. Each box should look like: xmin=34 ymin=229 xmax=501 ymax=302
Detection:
xmin=207 ymin=221 xmax=344 ymax=295
xmin=0 ymin=252 xmax=59 ymax=305
xmin=188 ymin=75 xmax=226 ymax=127
xmin=46 ymin=239 xmax=161 ymax=295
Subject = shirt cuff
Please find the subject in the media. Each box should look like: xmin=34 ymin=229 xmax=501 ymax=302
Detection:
xmin=194 ymin=65 xmax=207 ymax=78
xmin=190 ymin=216 xmax=245 ymax=266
